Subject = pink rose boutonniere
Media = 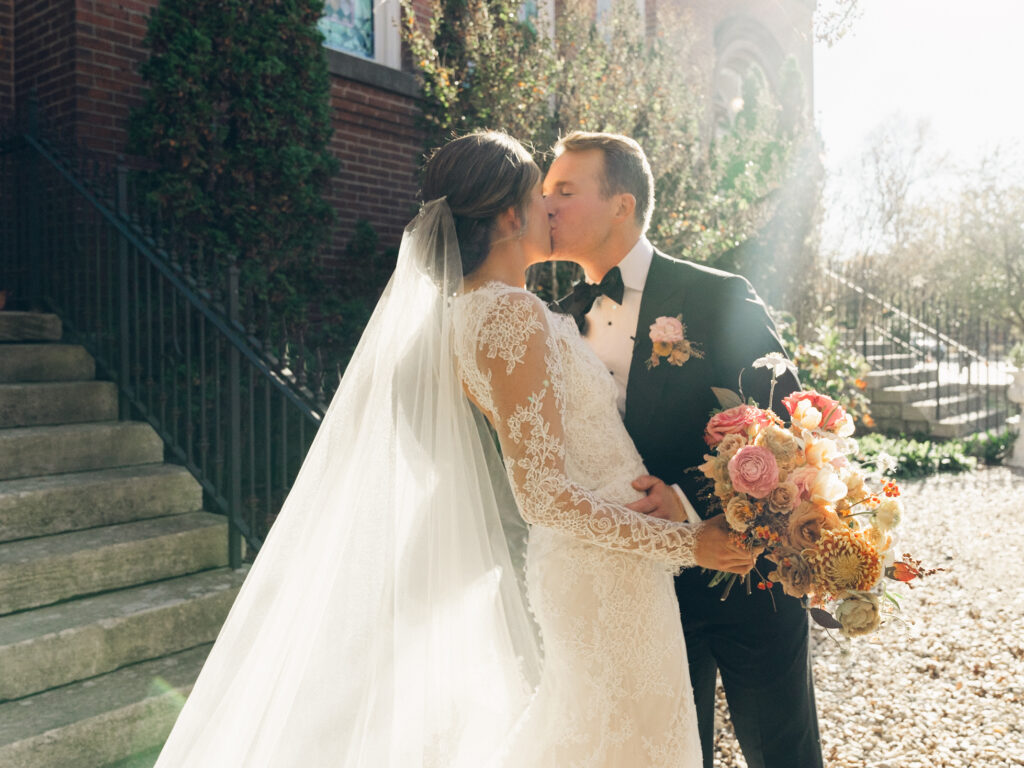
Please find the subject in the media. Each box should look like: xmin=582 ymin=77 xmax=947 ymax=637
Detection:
xmin=647 ymin=314 xmax=703 ymax=369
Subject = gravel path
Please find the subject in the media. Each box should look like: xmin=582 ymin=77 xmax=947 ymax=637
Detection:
xmin=712 ymin=465 xmax=1024 ymax=768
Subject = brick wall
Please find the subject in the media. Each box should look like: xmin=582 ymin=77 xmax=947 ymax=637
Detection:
xmin=14 ymin=0 xmax=77 ymax=138
xmin=0 ymin=0 xmax=13 ymax=121
xmin=72 ymin=0 xmax=153 ymax=155
xmin=325 ymin=76 xmax=422 ymax=271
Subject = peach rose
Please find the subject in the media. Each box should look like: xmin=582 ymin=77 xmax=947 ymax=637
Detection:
xmin=783 ymin=391 xmax=850 ymax=434
xmin=768 ymin=481 xmax=800 ymax=514
xmin=788 ymin=501 xmax=829 ymax=550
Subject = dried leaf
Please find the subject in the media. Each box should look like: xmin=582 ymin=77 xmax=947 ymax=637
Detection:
xmin=711 ymin=387 xmax=743 ymax=409
xmin=810 ymin=607 xmax=842 ymax=629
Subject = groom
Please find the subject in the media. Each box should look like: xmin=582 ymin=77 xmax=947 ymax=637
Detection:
xmin=543 ymin=131 xmax=823 ymax=768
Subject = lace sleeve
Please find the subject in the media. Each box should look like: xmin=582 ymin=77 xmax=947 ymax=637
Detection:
xmin=465 ymin=288 xmax=700 ymax=570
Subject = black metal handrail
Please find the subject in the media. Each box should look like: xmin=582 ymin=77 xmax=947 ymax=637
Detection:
xmin=2 ymin=118 xmax=330 ymax=565
xmin=825 ymin=263 xmax=1016 ymax=435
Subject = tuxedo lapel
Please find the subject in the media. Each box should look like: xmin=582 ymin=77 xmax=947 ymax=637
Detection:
xmin=624 ymin=252 xmax=688 ymax=436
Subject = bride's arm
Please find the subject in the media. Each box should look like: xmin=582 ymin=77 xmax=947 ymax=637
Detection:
xmin=470 ymin=290 xmax=701 ymax=570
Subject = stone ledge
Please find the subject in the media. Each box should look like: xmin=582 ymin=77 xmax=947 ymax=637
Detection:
xmin=325 ymin=47 xmax=420 ymax=99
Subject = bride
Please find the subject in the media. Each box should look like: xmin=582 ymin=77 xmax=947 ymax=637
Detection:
xmin=153 ymin=131 xmax=751 ymax=767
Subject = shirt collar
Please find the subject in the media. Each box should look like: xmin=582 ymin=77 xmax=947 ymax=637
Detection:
xmin=616 ymin=236 xmax=653 ymax=291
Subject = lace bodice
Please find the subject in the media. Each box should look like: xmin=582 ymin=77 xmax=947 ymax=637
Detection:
xmin=453 ymin=282 xmax=699 ymax=570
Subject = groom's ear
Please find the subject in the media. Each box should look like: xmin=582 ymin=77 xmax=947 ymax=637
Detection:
xmin=613 ymin=193 xmax=636 ymax=224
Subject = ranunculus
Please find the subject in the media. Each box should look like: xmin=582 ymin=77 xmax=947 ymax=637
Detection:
xmin=725 ymin=496 xmax=757 ymax=532
xmin=704 ymin=405 xmax=771 ymax=446
xmin=843 ymin=468 xmax=866 ymax=501
xmin=649 ymin=316 xmax=684 ymax=344
xmin=790 ymin=399 xmax=822 ymax=430
xmin=755 ymin=424 xmax=802 ymax=470
xmin=727 ymin=445 xmax=779 ymax=498
xmin=768 ymin=481 xmax=800 ymax=514
xmin=787 ymin=501 xmax=828 ymax=550
xmin=810 ymin=467 xmax=848 ymax=505
xmin=835 ymin=593 xmax=882 ymax=637
xmin=767 ymin=547 xmax=813 ymax=599
xmin=789 ymin=465 xmax=819 ymax=501
xmin=873 ymin=498 xmax=903 ymax=532
xmin=805 ymin=436 xmax=840 ymax=468
xmin=783 ymin=391 xmax=850 ymax=433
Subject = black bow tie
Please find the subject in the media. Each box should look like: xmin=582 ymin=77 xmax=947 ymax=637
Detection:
xmin=551 ymin=267 xmax=625 ymax=331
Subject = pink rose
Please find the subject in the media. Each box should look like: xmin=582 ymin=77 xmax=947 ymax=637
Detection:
xmin=649 ymin=316 xmax=684 ymax=344
xmin=782 ymin=391 xmax=848 ymax=432
xmin=704 ymin=405 xmax=771 ymax=447
xmin=727 ymin=445 xmax=780 ymax=498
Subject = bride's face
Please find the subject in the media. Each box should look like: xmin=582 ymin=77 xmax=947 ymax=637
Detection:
xmin=520 ymin=180 xmax=553 ymax=265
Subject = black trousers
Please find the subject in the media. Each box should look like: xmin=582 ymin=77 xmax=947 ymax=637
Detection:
xmin=675 ymin=562 xmax=824 ymax=768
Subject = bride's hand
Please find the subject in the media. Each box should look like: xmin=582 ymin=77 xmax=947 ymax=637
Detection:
xmin=626 ymin=475 xmax=687 ymax=523
xmin=694 ymin=514 xmax=762 ymax=575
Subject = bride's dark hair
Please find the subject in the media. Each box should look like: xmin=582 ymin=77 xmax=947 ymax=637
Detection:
xmin=422 ymin=131 xmax=541 ymax=275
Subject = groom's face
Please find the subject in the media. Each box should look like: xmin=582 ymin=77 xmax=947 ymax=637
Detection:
xmin=543 ymin=149 xmax=617 ymax=262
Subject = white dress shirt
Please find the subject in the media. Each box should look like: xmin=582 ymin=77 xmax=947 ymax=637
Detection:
xmin=582 ymin=238 xmax=702 ymax=526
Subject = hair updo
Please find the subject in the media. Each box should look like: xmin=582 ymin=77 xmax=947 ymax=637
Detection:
xmin=421 ymin=131 xmax=541 ymax=276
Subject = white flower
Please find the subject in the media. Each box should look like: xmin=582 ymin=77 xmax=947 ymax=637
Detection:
xmin=875 ymin=451 xmax=899 ymax=476
xmin=752 ymin=352 xmax=798 ymax=379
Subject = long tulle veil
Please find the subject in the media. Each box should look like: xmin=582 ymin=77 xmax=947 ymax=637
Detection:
xmin=153 ymin=199 xmax=542 ymax=767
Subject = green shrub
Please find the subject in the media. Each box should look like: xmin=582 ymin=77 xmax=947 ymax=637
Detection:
xmin=857 ymin=433 xmax=976 ymax=478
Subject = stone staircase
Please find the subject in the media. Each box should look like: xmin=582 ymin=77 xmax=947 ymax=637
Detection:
xmin=0 ymin=311 xmax=246 ymax=767
xmin=850 ymin=334 xmax=1013 ymax=439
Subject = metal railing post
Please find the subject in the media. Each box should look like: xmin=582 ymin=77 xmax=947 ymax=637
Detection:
xmin=228 ymin=256 xmax=243 ymax=569
xmin=26 ymin=93 xmax=42 ymax=310
xmin=117 ymin=162 xmax=132 ymax=420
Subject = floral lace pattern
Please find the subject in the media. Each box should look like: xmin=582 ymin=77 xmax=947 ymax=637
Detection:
xmin=453 ymin=282 xmax=702 ymax=767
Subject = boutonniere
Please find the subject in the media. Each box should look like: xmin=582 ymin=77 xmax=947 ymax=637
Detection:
xmin=647 ymin=315 xmax=704 ymax=369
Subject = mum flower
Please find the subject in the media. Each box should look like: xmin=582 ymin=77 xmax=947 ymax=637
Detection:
xmin=805 ymin=528 xmax=883 ymax=599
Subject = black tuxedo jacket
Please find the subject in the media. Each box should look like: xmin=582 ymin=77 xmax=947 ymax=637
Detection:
xmin=621 ymin=250 xmax=799 ymax=518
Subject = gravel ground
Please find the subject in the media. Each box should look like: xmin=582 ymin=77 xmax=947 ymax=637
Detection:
xmin=711 ymin=465 xmax=1024 ymax=768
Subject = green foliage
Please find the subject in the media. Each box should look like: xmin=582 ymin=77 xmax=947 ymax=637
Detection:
xmin=402 ymin=0 xmax=805 ymax=297
xmin=857 ymin=433 xmax=977 ymax=478
xmin=129 ymin=0 xmax=340 ymax=317
xmin=774 ymin=310 xmax=873 ymax=426
xmin=961 ymin=428 xmax=1018 ymax=465
xmin=1008 ymin=341 xmax=1024 ymax=370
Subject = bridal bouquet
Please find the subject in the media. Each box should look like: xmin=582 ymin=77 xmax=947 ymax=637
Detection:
xmin=697 ymin=354 xmax=940 ymax=637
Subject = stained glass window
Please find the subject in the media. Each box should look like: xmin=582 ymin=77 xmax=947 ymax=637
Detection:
xmin=319 ymin=0 xmax=375 ymax=60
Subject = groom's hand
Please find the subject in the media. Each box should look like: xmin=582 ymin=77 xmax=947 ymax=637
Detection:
xmin=626 ymin=475 xmax=686 ymax=523
xmin=694 ymin=514 xmax=761 ymax=575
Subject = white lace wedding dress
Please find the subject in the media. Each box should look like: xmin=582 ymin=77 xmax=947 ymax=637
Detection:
xmin=453 ymin=281 xmax=703 ymax=768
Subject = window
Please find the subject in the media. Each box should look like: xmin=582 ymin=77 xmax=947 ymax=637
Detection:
xmin=319 ymin=0 xmax=401 ymax=69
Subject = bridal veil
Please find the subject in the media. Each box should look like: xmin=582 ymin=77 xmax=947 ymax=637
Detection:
xmin=153 ymin=199 xmax=542 ymax=767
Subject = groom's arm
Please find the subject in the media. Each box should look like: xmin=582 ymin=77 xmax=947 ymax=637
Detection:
xmin=717 ymin=275 xmax=800 ymax=410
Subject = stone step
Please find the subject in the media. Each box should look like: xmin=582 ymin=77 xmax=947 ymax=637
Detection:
xmin=0 ymin=343 xmax=95 ymax=383
xmin=0 ymin=380 xmax=119 ymax=428
xmin=867 ymin=382 xmax=963 ymax=404
xmin=864 ymin=366 xmax=937 ymax=387
xmin=864 ymin=353 xmax=920 ymax=369
xmin=0 ymin=512 xmax=228 ymax=615
xmin=0 ymin=644 xmax=209 ymax=768
xmin=0 ymin=312 xmax=62 ymax=342
xmin=0 ymin=464 xmax=202 ymax=544
xmin=0 ymin=421 xmax=163 ymax=481
xmin=930 ymin=408 xmax=1014 ymax=439
xmin=906 ymin=392 xmax=988 ymax=420
xmin=0 ymin=567 xmax=245 ymax=701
